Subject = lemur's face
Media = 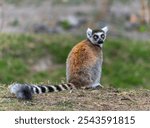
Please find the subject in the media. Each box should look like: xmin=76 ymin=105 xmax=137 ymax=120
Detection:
xmin=86 ymin=26 xmax=108 ymax=47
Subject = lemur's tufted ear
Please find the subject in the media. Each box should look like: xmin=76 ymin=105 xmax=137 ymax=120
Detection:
xmin=86 ymin=28 xmax=92 ymax=39
xmin=102 ymin=26 xmax=108 ymax=33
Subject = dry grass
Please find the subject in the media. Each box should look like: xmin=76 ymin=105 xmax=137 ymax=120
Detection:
xmin=1 ymin=86 xmax=150 ymax=111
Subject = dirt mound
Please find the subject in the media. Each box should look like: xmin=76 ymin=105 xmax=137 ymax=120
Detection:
xmin=3 ymin=87 xmax=149 ymax=111
xmin=34 ymin=87 xmax=150 ymax=111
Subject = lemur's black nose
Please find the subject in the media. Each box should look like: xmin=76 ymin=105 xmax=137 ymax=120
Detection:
xmin=98 ymin=40 xmax=103 ymax=44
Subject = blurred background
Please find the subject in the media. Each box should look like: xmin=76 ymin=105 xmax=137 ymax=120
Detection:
xmin=0 ymin=0 xmax=149 ymax=89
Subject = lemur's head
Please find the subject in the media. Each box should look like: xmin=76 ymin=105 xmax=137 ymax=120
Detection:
xmin=86 ymin=26 xmax=108 ymax=47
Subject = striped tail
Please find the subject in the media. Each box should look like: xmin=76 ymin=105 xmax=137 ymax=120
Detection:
xmin=9 ymin=83 xmax=75 ymax=100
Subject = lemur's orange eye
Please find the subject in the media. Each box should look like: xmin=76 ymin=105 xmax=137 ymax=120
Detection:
xmin=101 ymin=34 xmax=105 ymax=39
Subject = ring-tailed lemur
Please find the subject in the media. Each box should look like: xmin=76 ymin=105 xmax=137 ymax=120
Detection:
xmin=9 ymin=26 xmax=108 ymax=100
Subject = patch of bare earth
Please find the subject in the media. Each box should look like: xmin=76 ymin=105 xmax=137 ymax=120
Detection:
xmin=3 ymin=87 xmax=150 ymax=111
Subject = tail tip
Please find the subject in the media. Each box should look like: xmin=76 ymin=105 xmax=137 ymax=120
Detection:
xmin=9 ymin=83 xmax=32 ymax=100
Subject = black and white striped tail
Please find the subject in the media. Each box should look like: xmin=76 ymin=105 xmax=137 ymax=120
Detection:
xmin=9 ymin=83 xmax=75 ymax=100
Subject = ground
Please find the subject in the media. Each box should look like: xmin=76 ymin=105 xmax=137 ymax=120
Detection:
xmin=0 ymin=86 xmax=150 ymax=111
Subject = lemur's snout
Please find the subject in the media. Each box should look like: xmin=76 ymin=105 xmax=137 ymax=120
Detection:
xmin=98 ymin=40 xmax=103 ymax=44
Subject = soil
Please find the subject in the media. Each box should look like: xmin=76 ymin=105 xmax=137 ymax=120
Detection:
xmin=0 ymin=85 xmax=150 ymax=111
xmin=3 ymin=87 xmax=149 ymax=111
xmin=34 ymin=87 xmax=150 ymax=111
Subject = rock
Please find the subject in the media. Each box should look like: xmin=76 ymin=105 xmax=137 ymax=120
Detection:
xmin=58 ymin=15 xmax=86 ymax=30
xmin=33 ymin=24 xmax=52 ymax=33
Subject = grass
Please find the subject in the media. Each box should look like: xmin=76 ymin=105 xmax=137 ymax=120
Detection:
xmin=0 ymin=34 xmax=149 ymax=89
xmin=0 ymin=34 xmax=70 ymax=84
xmin=59 ymin=20 xmax=72 ymax=30
xmin=138 ymin=24 xmax=150 ymax=32
xmin=103 ymin=39 xmax=150 ymax=89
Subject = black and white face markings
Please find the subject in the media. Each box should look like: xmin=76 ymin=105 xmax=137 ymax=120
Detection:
xmin=92 ymin=30 xmax=106 ymax=44
xmin=86 ymin=26 xmax=108 ymax=47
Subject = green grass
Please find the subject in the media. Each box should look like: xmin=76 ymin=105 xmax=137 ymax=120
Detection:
xmin=0 ymin=34 xmax=81 ymax=84
xmin=59 ymin=20 xmax=72 ymax=30
xmin=103 ymin=39 xmax=150 ymax=88
xmin=138 ymin=24 xmax=150 ymax=32
xmin=0 ymin=34 xmax=149 ymax=89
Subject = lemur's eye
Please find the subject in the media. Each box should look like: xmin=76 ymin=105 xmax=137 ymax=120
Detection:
xmin=101 ymin=34 xmax=105 ymax=39
xmin=93 ymin=35 xmax=99 ymax=40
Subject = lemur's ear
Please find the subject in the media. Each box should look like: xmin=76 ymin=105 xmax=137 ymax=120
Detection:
xmin=102 ymin=26 xmax=108 ymax=33
xmin=86 ymin=28 xmax=92 ymax=39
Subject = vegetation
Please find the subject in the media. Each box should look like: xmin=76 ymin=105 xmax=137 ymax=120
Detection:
xmin=59 ymin=20 xmax=72 ymax=30
xmin=103 ymin=38 xmax=150 ymax=89
xmin=0 ymin=34 xmax=149 ymax=89
xmin=138 ymin=24 xmax=150 ymax=32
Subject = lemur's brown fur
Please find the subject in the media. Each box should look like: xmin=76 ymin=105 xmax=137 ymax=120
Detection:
xmin=67 ymin=39 xmax=102 ymax=88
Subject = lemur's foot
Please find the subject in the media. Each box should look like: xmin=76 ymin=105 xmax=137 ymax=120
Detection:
xmin=94 ymin=84 xmax=103 ymax=90
xmin=82 ymin=86 xmax=92 ymax=90
xmin=83 ymin=84 xmax=103 ymax=90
